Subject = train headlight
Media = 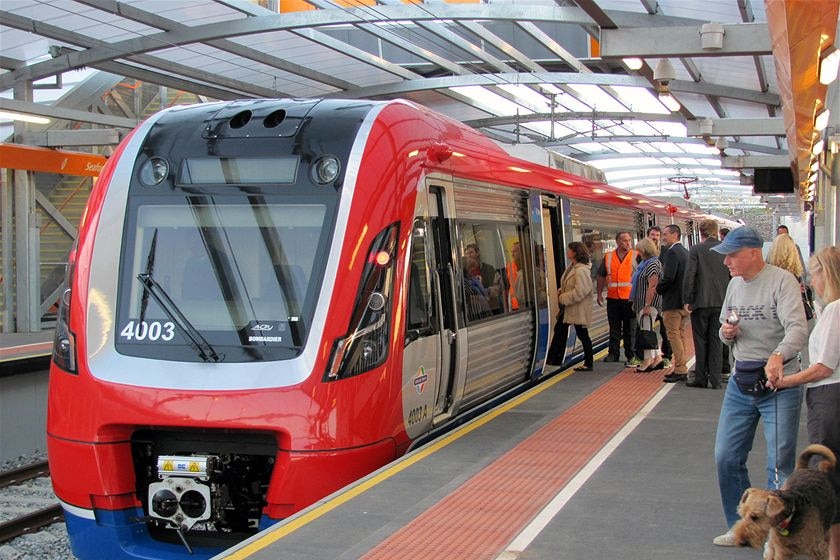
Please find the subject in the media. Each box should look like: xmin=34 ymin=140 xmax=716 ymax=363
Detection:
xmin=52 ymin=242 xmax=77 ymax=374
xmin=139 ymin=157 xmax=169 ymax=186
xmin=325 ymin=223 xmax=398 ymax=381
xmin=312 ymin=156 xmax=340 ymax=184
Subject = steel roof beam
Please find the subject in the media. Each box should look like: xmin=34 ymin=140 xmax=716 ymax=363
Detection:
xmin=0 ymin=13 xmax=283 ymax=97
xmin=463 ymin=111 xmax=685 ymax=128
xmin=577 ymin=151 xmax=721 ymax=162
xmin=600 ymin=23 xmax=771 ymax=58
xmin=721 ymin=155 xmax=790 ymax=168
xmin=686 ymin=117 xmax=785 ymax=136
xmin=3 ymin=6 xmax=696 ymax=91
xmin=554 ymin=135 xmax=787 ymax=154
xmin=21 ymin=129 xmax=122 ymax=147
xmin=0 ymin=98 xmax=138 ymax=128
xmin=336 ymin=72 xmax=779 ymax=106
xmin=76 ymin=0 xmax=354 ymax=91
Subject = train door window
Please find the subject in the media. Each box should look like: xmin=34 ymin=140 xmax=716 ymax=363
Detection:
xmin=458 ymin=223 xmax=507 ymax=322
xmin=499 ymin=223 xmax=533 ymax=312
xmin=406 ymin=219 xmax=437 ymax=336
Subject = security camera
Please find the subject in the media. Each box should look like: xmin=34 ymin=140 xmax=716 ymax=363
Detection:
xmin=654 ymin=59 xmax=676 ymax=87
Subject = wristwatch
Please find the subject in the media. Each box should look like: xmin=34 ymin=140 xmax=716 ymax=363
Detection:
xmin=771 ymin=351 xmax=785 ymax=361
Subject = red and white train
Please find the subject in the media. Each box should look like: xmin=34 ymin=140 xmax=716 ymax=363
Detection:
xmin=48 ymin=98 xmax=725 ymax=559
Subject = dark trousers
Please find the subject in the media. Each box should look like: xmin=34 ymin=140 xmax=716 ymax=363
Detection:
xmin=722 ymin=344 xmax=731 ymax=374
xmin=606 ymin=297 xmax=636 ymax=360
xmin=547 ymin=321 xmax=593 ymax=367
xmin=690 ymin=306 xmax=723 ymax=387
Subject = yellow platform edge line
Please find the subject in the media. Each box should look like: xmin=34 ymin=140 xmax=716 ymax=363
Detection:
xmin=221 ymin=353 xmax=604 ymax=559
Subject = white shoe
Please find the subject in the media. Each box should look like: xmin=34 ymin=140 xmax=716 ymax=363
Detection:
xmin=713 ymin=529 xmax=736 ymax=547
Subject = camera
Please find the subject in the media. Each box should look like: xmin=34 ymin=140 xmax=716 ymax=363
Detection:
xmin=654 ymin=59 xmax=677 ymax=87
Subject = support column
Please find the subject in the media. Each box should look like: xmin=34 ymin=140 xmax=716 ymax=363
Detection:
xmin=1 ymin=169 xmax=13 ymax=333
xmin=12 ymin=81 xmax=40 ymax=333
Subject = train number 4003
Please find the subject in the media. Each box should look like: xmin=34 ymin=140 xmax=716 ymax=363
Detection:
xmin=120 ymin=320 xmax=176 ymax=342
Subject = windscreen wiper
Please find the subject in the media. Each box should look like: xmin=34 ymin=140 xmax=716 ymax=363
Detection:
xmin=136 ymin=272 xmax=223 ymax=363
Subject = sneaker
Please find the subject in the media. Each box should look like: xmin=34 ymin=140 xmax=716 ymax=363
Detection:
xmin=713 ymin=529 xmax=736 ymax=547
xmin=603 ymin=355 xmax=620 ymax=363
xmin=624 ymin=357 xmax=642 ymax=367
xmin=661 ymin=358 xmax=672 ymax=369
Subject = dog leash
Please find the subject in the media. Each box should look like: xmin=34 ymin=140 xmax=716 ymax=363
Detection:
xmin=773 ymin=391 xmax=780 ymax=490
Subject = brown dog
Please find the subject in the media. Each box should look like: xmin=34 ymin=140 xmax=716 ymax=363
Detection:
xmin=733 ymin=444 xmax=836 ymax=560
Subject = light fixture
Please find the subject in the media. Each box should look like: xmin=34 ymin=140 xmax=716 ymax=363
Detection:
xmin=658 ymin=92 xmax=681 ymax=112
xmin=0 ymin=110 xmax=50 ymax=124
xmin=820 ymin=46 xmax=840 ymax=85
xmin=812 ymin=138 xmax=825 ymax=155
xmin=700 ymin=22 xmax=725 ymax=50
xmin=815 ymin=107 xmax=831 ymax=131
xmin=623 ymin=57 xmax=643 ymax=70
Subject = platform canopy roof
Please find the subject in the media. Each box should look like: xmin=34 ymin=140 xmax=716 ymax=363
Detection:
xmin=1 ymin=0 xmax=838 ymax=214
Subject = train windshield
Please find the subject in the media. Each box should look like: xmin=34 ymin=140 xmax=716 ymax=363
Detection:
xmin=116 ymin=199 xmax=327 ymax=362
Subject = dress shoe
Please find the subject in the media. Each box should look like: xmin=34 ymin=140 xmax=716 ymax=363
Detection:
xmin=662 ymin=373 xmax=687 ymax=383
xmin=603 ymin=355 xmax=620 ymax=363
xmin=638 ymin=360 xmax=665 ymax=372
xmin=685 ymin=380 xmax=708 ymax=388
xmin=574 ymin=365 xmax=593 ymax=372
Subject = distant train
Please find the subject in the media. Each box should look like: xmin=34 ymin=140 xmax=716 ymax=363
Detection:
xmin=48 ymin=98 xmax=727 ymax=559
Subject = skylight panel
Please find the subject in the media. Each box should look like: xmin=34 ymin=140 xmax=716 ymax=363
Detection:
xmin=607 ymin=168 xmax=677 ymax=181
xmin=450 ymin=86 xmax=534 ymax=116
xmin=567 ymin=84 xmax=628 ymax=112
xmin=609 ymin=86 xmax=671 ymax=115
xmin=605 ymin=142 xmax=643 ymax=154
xmin=497 ymin=84 xmax=552 ymax=113
xmin=591 ymin=157 xmax=653 ymax=170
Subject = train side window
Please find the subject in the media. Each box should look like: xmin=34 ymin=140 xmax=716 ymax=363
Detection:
xmin=406 ymin=220 xmax=436 ymax=338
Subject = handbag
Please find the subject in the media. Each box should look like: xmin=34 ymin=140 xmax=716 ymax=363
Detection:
xmin=733 ymin=360 xmax=772 ymax=396
xmin=637 ymin=314 xmax=659 ymax=350
xmin=802 ymin=286 xmax=815 ymax=321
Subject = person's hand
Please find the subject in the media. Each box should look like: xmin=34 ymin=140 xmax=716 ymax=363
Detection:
xmin=641 ymin=306 xmax=652 ymax=316
xmin=597 ymin=293 xmax=604 ymax=307
xmin=683 ymin=303 xmax=692 ymax=313
xmin=721 ymin=322 xmax=739 ymax=340
xmin=765 ymin=353 xmax=785 ymax=383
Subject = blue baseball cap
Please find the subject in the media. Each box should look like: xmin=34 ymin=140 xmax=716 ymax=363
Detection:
xmin=711 ymin=226 xmax=764 ymax=255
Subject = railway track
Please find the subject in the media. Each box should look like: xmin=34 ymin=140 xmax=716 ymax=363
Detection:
xmin=0 ymin=460 xmax=64 ymax=544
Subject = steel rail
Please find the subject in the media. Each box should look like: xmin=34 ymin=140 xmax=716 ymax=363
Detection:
xmin=0 ymin=460 xmax=50 ymax=490
xmin=0 ymin=504 xmax=64 ymax=543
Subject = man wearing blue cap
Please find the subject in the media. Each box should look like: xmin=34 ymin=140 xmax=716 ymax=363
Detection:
xmin=709 ymin=226 xmax=808 ymax=547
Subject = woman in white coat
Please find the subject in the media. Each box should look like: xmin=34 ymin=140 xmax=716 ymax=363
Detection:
xmin=546 ymin=242 xmax=594 ymax=371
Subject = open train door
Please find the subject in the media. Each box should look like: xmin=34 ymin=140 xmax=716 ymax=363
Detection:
xmin=402 ymin=182 xmax=460 ymax=439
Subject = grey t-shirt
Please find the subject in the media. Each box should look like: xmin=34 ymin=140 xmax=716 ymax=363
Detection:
xmin=719 ymin=264 xmax=808 ymax=373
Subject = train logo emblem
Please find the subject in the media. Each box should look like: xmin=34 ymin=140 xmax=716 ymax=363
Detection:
xmin=412 ymin=367 xmax=428 ymax=395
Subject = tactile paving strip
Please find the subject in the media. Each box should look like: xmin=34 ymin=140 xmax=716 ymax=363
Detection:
xmin=362 ymin=368 xmax=666 ymax=560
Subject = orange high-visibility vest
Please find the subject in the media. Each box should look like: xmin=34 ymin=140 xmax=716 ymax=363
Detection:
xmin=604 ymin=250 xmax=636 ymax=299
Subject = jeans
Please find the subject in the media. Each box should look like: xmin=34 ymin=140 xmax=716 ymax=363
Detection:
xmin=714 ymin=381 xmax=803 ymax=528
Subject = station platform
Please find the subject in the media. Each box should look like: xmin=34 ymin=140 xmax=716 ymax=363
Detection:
xmin=0 ymin=330 xmax=54 ymax=362
xmin=215 ymin=353 xmax=794 ymax=560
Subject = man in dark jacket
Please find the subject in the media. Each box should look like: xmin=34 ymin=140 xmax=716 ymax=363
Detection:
xmin=657 ymin=224 xmax=690 ymax=383
xmin=682 ymin=219 xmax=730 ymax=388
